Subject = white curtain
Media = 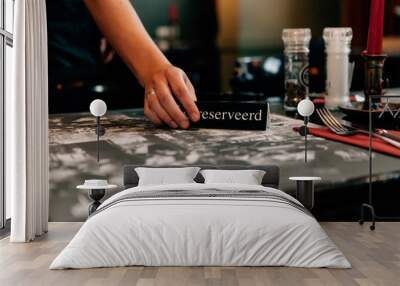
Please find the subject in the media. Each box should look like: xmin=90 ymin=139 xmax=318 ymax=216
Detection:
xmin=7 ymin=0 xmax=49 ymax=242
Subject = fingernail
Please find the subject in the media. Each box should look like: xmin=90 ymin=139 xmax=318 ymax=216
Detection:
xmin=180 ymin=120 xmax=189 ymax=129
xmin=191 ymin=112 xmax=200 ymax=122
xmin=171 ymin=121 xmax=178 ymax=128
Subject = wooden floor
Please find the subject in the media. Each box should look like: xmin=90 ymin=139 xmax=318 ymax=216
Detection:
xmin=0 ymin=222 xmax=399 ymax=286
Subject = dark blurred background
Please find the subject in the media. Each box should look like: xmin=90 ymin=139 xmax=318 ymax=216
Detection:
xmin=46 ymin=0 xmax=400 ymax=114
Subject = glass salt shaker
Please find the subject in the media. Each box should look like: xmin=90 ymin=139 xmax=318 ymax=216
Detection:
xmin=323 ymin=27 xmax=353 ymax=110
xmin=282 ymin=28 xmax=311 ymax=111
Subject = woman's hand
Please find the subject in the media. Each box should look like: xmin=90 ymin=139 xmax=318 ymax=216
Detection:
xmin=84 ymin=0 xmax=199 ymax=129
xmin=144 ymin=65 xmax=200 ymax=129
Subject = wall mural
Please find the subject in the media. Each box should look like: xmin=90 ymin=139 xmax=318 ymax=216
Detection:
xmin=49 ymin=111 xmax=400 ymax=221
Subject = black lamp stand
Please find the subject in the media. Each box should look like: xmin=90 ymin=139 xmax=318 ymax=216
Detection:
xmin=95 ymin=116 xmax=106 ymax=163
xmin=298 ymin=118 xmax=309 ymax=164
xmin=304 ymin=117 xmax=309 ymax=163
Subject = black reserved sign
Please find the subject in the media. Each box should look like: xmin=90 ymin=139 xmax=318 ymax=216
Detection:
xmin=191 ymin=101 xmax=269 ymax=130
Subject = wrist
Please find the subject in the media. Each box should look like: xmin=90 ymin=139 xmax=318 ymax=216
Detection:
xmin=136 ymin=52 xmax=171 ymax=87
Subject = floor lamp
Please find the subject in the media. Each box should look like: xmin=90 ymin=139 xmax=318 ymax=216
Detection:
xmin=297 ymin=99 xmax=315 ymax=163
xmin=89 ymin=99 xmax=107 ymax=162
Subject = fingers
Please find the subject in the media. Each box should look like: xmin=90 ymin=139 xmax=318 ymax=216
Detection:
xmin=145 ymin=90 xmax=178 ymax=128
xmin=144 ymin=97 xmax=162 ymax=126
xmin=143 ymin=66 xmax=199 ymax=129
xmin=167 ymin=68 xmax=200 ymax=122
xmin=184 ymin=73 xmax=197 ymax=101
xmin=153 ymin=75 xmax=190 ymax=129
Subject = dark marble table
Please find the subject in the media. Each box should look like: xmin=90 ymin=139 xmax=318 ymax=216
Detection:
xmin=49 ymin=109 xmax=400 ymax=222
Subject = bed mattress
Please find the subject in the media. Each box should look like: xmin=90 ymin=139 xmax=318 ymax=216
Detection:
xmin=50 ymin=183 xmax=350 ymax=269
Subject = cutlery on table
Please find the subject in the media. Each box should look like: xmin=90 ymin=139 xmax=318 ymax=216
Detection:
xmin=376 ymin=129 xmax=400 ymax=143
xmin=316 ymin=108 xmax=400 ymax=149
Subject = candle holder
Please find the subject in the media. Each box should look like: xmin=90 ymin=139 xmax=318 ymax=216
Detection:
xmin=362 ymin=54 xmax=387 ymax=110
xmin=359 ymin=54 xmax=386 ymax=231
xmin=359 ymin=53 xmax=400 ymax=231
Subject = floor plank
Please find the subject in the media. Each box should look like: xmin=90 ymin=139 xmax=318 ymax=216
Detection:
xmin=0 ymin=222 xmax=399 ymax=286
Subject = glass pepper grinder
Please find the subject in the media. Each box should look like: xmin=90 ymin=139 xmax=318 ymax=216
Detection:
xmin=282 ymin=28 xmax=311 ymax=111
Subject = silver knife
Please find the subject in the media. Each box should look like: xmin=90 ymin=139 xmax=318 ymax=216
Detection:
xmin=343 ymin=125 xmax=400 ymax=149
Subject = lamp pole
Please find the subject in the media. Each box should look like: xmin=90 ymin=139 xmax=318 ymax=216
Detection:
xmin=96 ymin=116 xmax=100 ymax=163
xmin=297 ymin=99 xmax=314 ymax=164
xmin=304 ymin=116 xmax=308 ymax=163
xmin=90 ymin=99 xmax=107 ymax=163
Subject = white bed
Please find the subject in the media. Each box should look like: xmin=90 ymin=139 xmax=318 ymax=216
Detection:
xmin=50 ymin=183 xmax=350 ymax=269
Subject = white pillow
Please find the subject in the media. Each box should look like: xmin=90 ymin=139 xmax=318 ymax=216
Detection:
xmin=200 ymin=169 xmax=266 ymax=185
xmin=135 ymin=167 xmax=201 ymax=186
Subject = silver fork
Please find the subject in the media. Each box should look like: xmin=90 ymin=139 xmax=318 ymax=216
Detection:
xmin=316 ymin=108 xmax=356 ymax=136
xmin=316 ymin=108 xmax=400 ymax=148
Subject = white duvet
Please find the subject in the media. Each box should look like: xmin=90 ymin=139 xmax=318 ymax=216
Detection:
xmin=50 ymin=183 xmax=350 ymax=269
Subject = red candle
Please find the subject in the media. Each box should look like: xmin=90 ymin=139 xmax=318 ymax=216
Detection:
xmin=168 ymin=3 xmax=179 ymax=25
xmin=366 ymin=0 xmax=385 ymax=55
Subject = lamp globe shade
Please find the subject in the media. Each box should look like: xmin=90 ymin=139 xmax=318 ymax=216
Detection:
xmin=90 ymin=99 xmax=107 ymax=117
xmin=297 ymin=99 xmax=315 ymax=117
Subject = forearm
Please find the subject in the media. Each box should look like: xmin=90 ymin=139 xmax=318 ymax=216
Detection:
xmin=84 ymin=0 xmax=170 ymax=86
